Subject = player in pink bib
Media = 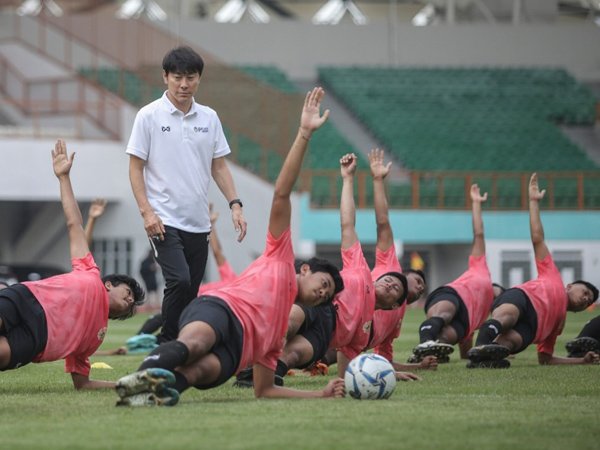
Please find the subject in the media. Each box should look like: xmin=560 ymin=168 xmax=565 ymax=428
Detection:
xmin=365 ymin=149 xmax=434 ymax=376
xmin=115 ymin=87 xmax=345 ymax=406
xmin=0 ymin=140 xmax=145 ymax=389
xmin=407 ymin=184 xmax=494 ymax=364
xmin=468 ymin=173 xmax=599 ymax=368
xmin=243 ymin=150 xmax=428 ymax=387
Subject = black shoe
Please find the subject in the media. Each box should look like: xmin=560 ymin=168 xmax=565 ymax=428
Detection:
xmin=412 ymin=340 xmax=454 ymax=359
xmin=466 ymin=359 xmax=510 ymax=369
xmin=565 ymin=337 xmax=600 ymax=358
xmin=467 ymin=344 xmax=510 ymax=363
xmin=232 ymin=367 xmax=254 ymax=388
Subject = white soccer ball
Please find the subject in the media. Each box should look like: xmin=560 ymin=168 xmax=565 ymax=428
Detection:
xmin=344 ymin=353 xmax=397 ymax=400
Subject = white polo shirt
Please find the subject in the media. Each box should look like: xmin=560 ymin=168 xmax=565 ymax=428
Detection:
xmin=126 ymin=92 xmax=231 ymax=233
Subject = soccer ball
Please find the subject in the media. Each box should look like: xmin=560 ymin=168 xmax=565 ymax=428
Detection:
xmin=344 ymin=353 xmax=397 ymax=400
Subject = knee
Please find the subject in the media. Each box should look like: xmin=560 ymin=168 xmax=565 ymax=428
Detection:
xmin=166 ymin=274 xmax=192 ymax=294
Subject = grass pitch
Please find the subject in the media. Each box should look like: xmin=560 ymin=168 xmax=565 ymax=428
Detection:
xmin=1 ymin=307 xmax=598 ymax=450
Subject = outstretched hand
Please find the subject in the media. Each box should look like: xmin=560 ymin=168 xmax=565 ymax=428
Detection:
xmin=340 ymin=153 xmax=357 ymax=179
xmin=323 ymin=378 xmax=346 ymax=398
xmin=419 ymin=355 xmax=439 ymax=370
xmin=368 ymin=148 xmax=391 ymax=180
xmin=299 ymin=87 xmax=329 ymax=138
xmin=52 ymin=139 xmax=75 ymax=178
xmin=470 ymin=184 xmax=488 ymax=203
xmin=529 ymin=173 xmax=546 ymax=202
xmin=583 ymin=351 xmax=600 ymax=364
xmin=395 ymin=371 xmax=422 ymax=381
xmin=88 ymin=198 xmax=107 ymax=219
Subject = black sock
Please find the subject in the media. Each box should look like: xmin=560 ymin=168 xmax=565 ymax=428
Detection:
xmin=137 ymin=313 xmax=163 ymax=335
xmin=475 ymin=319 xmax=503 ymax=346
xmin=138 ymin=340 xmax=189 ymax=372
xmin=275 ymin=360 xmax=289 ymax=378
xmin=419 ymin=317 xmax=446 ymax=342
xmin=173 ymin=370 xmax=191 ymax=393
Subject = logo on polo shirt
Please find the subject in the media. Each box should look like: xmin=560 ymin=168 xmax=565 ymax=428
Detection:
xmin=161 ymin=126 xmax=171 ymax=132
xmin=97 ymin=327 xmax=107 ymax=341
xmin=362 ymin=320 xmax=372 ymax=334
xmin=193 ymin=126 xmax=209 ymax=133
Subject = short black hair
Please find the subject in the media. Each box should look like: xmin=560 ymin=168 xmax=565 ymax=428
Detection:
xmin=102 ymin=274 xmax=145 ymax=320
xmin=404 ymin=269 xmax=426 ymax=285
xmin=572 ymin=280 xmax=599 ymax=303
xmin=162 ymin=46 xmax=204 ymax=76
xmin=296 ymin=257 xmax=344 ymax=300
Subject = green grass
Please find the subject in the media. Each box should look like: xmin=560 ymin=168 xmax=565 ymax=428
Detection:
xmin=1 ymin=308 xmax=599 ymax=450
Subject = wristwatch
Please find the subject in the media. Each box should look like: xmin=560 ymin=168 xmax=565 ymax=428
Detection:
xmin=229 ymin=198 xmax=243 ymax=209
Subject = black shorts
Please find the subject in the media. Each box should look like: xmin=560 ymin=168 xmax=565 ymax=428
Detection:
xmin=296 ymin=302 xmax=336 ymax=367
xmin=0 ymin=284 xmax=48 ymax=370
xmin=178 ymin=295 xmax=243 ymax=389
xmin=492 ymin=288 xmax=538 ymax=353
xmin=424 ymin=286 xmax=469 ymax=342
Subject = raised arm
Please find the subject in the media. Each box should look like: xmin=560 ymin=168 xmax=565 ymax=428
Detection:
xmin=208 ymin=205 xmax=227 ymax=266
xmin=52 ymin=139 xmax=89 ymax=260
xmin=211 ymin=157 xmax=247 ymax=242
xmin=340 ymin=153 xmax=359 ymax=250
xmin=369 ymin=148 xmax=393 ymax=252
xmin=129 ymin=155 xmax=165 ymax=241
xmin=470 ymin=184 xmax=487 ymax=258
xmin=269 ymin=87 xmax=329 ymax=238
xmin=84 ymin=198 xmax=107 ymax=248
xmin=528 ymin=173 xmax=549 ymax=261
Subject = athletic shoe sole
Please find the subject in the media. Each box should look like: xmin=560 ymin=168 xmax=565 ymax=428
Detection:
xmin=466 ymin=359 xmax=510 ymax=369
xmin=413 ymin=342 xmax=454 ymax=359
xmin=116 ymin=387 xmax=180 ymax=407
xmin=565 ymin=337 xmax=600 ymax=357
xmin=115 ymin=368 xmax=175 ymax=399
xmin=467 ymin=344 xmax=510 ymax=363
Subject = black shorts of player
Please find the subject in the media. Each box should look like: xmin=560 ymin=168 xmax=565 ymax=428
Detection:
xmin=492 ymin=288 xmax=538 ymax=353
xmin=296 ymin=302 xmax=336 ymax=368
xmin=577 ymin=315 xmax=600 ymax=340
xmin=0 ymin=284 xmax=48 ymax=370
xmin=178 ymin=295 xmax=243 ymax=389
xmin=424 ymin=286 xmax=469 ymax=342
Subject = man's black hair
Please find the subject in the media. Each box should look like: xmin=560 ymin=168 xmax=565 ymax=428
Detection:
xmin=162 ymin=46 xmax=204 ymax=76
xmin=572 ymin=280 xmax=599 ymax=303
xmin=404 ymin=268 xmax=426 ymax=285
xmin=102 ymin=274 xmax=145 ymax=320
xmin=296 ymin=257 xmax=344 ymax=299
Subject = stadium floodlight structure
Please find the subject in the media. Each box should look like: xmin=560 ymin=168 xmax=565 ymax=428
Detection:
xmin=16 ymin=0 xmax=63 ymax=16
xmin=116 ymin=0 xmax=168 ymax=21
xmin=312 ymin=0 xmax=368 ymax=25
xmin=214 ymin=0 xmax=271 ymax=23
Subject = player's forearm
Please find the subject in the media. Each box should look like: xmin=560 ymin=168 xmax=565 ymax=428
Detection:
xmin=274 ymin=132 xmax=309 ymax=198
xmin=71 ymin=373 xmax=116 ymax=390
xmin=372 ymin=178 xmax=389 ymax=227
xmin=129 ymin=159 xmax=154 ymax=217
xmin=538 ymin=352 xmax=580 ymax=365
xmin=58 ymin=176 xmax=83 ymax=229
xmin=529 ymin=199 xmax=545 ymax=245
xmin=254 ymin=385 xmax=327 ymax=399
xmin=336 ymin=351 xmax=350 ymax=378
xmin=340 ymin=177 xmax=356 ymax=230
xmin=84 ymin=216 xmax=96 ymax=247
